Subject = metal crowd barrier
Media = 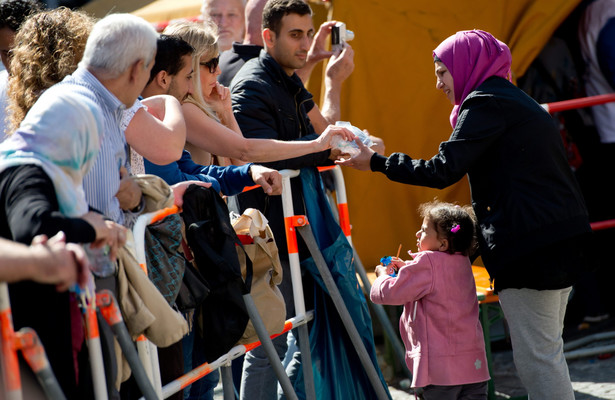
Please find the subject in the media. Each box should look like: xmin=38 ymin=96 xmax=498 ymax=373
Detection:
xmin=132 ymin=165 xmax=394 ymax=399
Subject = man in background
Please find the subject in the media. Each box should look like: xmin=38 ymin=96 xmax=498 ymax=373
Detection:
xmin=202 ymin=0 xmax=245 ymax=52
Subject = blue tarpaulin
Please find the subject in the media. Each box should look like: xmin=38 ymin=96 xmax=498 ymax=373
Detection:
xmin=294 ymin=168 xmax=391 ymax=400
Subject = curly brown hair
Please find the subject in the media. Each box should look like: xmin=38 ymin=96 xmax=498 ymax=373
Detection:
xmin=6 ymin=7 xmax=94 ymax=134
xmin=418 ymin=200 xmax=478 ymax=257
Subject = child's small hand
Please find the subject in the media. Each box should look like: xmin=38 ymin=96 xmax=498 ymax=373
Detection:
xmin=389 ymin=259 xmax=405 ymax=273
xmin=374 ymin=265 xmax=388 ymax=278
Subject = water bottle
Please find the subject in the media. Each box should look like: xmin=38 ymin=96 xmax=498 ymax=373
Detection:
xmin=84 ymin=244 xmax=116 ymax=278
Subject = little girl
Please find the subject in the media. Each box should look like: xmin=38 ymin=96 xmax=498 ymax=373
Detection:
xmin=371 ymin=200 xmax=489 ymax=399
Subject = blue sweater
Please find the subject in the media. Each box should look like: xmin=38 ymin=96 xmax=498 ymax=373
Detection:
xmin=144 ymin=150 xmax=254 ymax=196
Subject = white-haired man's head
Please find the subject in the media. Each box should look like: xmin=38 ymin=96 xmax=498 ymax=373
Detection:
xmin=201 ymin=0 xmax=245 ymax=52
xmin=80 ymin=13 xmax=158 ymax=79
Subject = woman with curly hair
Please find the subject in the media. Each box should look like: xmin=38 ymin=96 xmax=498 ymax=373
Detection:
xmin=6 ymin=7 xmax=94 ymax=134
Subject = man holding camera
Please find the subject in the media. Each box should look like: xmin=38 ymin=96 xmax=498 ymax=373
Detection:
xmin=229 ymin=0 xmax=359 ymax=398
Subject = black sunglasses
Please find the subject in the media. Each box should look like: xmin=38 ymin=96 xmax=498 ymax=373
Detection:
xmin=200 ymin=56 xmax=220 ymax=73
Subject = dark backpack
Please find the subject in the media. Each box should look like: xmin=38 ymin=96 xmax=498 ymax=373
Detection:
xmin=181 ymin=185 xmax=253 ymax=361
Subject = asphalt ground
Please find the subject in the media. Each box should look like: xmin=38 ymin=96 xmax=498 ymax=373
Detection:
xmin=213 ymin=319 xmax=615 ymax=399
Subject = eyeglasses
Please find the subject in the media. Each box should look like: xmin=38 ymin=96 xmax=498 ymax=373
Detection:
xmin=200 ymin=56 xmax=219 ymax=73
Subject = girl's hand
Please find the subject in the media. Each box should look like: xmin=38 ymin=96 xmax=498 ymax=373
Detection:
xmin=374 ymin=265 xmax=388 ymax=278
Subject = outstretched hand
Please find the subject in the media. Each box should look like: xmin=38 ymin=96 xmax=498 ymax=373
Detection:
xmin=249 ymin=165 xmax=282 ymax=195
xmin=315 ymin=125 xmax=354 ymax=151
xmin=335 ymin=137 xmax=376 ymax=171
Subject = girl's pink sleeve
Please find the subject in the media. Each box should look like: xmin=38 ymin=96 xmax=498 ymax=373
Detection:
xmin=369 ymin=252 xmax=434 ymax=305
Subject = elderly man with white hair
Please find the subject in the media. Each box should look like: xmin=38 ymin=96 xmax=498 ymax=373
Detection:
xmin=76 ymin=13 xmax=159 ymax=225
xmin=202 ymin=0 xmax=246 ymax=52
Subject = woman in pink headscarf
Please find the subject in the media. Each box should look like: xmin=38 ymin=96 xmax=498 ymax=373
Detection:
xmin=341 ymin=30 xmax=590 ymax=400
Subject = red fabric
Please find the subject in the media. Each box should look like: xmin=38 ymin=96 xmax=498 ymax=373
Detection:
xmin=69 ymin=294 xmax=84 ymax=383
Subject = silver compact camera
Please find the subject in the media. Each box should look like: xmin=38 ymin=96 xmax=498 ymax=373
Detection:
xmin=331 ymin=22 xmax=354 ymax=53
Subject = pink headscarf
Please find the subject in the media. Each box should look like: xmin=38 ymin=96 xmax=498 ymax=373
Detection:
xmin=433 ymin=30 xmax=512 ymax=128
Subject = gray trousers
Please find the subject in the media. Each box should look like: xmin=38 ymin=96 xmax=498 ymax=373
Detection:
xmin=498 ymin=287 xmax=574 ymax=400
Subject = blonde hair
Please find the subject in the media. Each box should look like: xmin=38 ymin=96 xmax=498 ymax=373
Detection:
xmin=163 ymin=20 xmax=220 ymax=122
xmin=7 ymin=8 xmax=95 ymax=134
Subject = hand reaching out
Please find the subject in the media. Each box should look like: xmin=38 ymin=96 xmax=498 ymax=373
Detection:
xmin=336 ymin=137 xmax=376 ymax=171
xmin=249 ymin=165 xmax=282 ymax=195
xmin=315 ymin=125 xmax=354 ymax=151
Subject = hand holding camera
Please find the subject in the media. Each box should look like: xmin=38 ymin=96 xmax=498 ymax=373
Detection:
xmin=331 ymin=22 xmax=355 ymax=54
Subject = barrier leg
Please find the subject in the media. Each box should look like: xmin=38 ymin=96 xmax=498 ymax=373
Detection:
xmin=297 ymin=225 xmax=390 ymax=400
xmin=243 ymin=294 xmax=298 ymax=400
xmin=83 ymin=306 xmax=109 ymax=400
xmin=16 ymin=328 xmax=66 ymax=400
xmin=0 ymin=283 xmax=22 ymax=400
xmin=280 ymin=170 xmax=316 ymax=400
xmin=221 ymin=365 xmax=234 ymax=400
xmin=96 ymin=290 xmax=159 ymax=400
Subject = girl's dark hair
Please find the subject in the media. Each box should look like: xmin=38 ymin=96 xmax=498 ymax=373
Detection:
xmin=418 ymin=200 xmax=478 ymax=256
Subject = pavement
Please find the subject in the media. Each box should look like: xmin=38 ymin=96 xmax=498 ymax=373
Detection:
xmin=385 ymin=321 xmax=615 ymax=400
xmin=213 ymin=324 xmax=615 ymax=399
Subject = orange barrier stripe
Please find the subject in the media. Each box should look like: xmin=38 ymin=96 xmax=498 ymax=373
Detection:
xmin=176 ymin=320 xmax=297 ymax=389
xmin=176 ymin=363 xmax=215 ymax=389
xmin=0 ymin=308 xmax=20 ymax=391
xmin=590 ymin=218 xmax=615 ymax=231
xmin=17 ymin=329 xmax=48 ymax=373
xmin=96 ymin=292 xmax=123 ymax=326
xmin=284 ymin=215 xmax=308 ymax=254
xmin=242 ymin=184 xmax=260 ymax=193
xmin=543 ymin=93 xmax=615 ymax=113
xmin=84 ymin=307 xmax=100 ymax=339
xmin=284 ymin=216 xmax=299 ymax=254
xmin=149 ymin=205 xmax=180 ymax=225
xmin=338 ymin=203 xmax=351 ymax=237
xmin=242 ymin=166 xmax=336 ymax=194
xmin=139 ymin=262 xmax=148 ymax=275
xmin=243 ymin=320 xmax=295 ymax=352
xmin=136 ymin=334 xmax=148 ymax=343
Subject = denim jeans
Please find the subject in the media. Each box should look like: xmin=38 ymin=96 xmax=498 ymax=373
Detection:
xmin=240 ymin=331 xmax=292 ymax=400
xmin=182 ymin=329 xmax=220 ymax=400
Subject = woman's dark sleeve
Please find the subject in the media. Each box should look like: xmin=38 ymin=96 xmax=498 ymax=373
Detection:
xmin=369 ymin=94 xmax=505 ymax=188
xmin=0 ymin=164 xmax=96 ymax=244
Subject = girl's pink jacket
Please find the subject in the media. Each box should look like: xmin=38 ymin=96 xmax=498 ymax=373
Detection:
xmin=370 ymin=250 xmax=490 ymax=388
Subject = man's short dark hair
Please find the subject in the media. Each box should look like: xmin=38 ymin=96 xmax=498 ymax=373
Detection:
xmin=148 ymin=34 xmax=194 ymax=84
xmin=0 ymin=0 xmax=42 ymax=31
xmin=262 ymin=0 xmax=311 ymax=36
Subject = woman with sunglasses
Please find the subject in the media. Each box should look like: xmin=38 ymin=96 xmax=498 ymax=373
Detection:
xmin=162 ymin=20 xmax=352 ymax=169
